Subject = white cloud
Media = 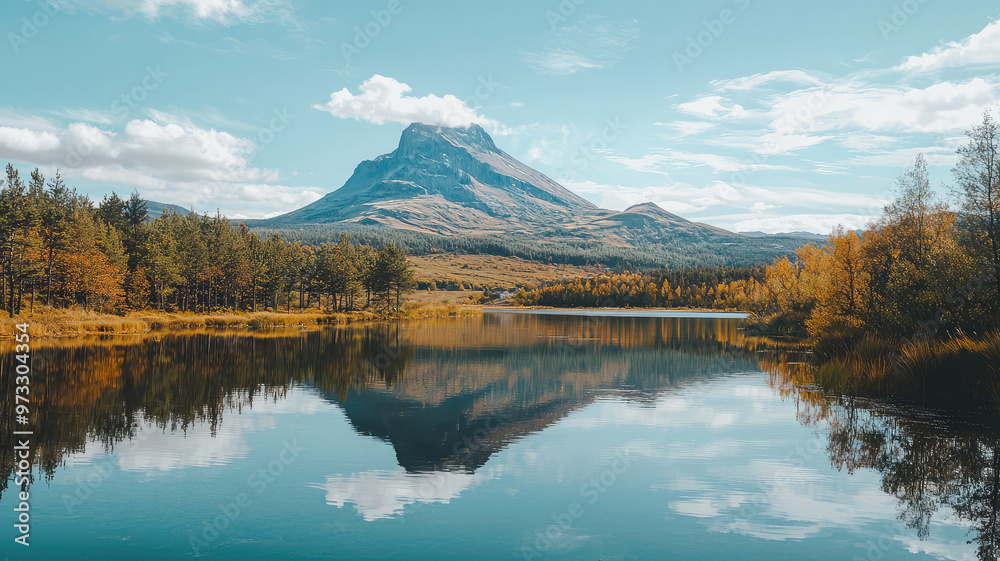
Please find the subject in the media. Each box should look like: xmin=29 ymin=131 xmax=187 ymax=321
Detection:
xmin=750 ymin=202 xmax=777 ymax=213
xmin=655 ymin=120 xmax=718 ymax=137
xmin=687 ymin=78 xmax=997 ymax=144
xmin=897 ymin=19 xmax=1000 ymax=73
xmin=837 ymin=133 xmax=899 ymax=152
xmin=0 ymin=113 xmax=322 ymax=217
xmin=563 ymin=179 xmax=884 ymax=230
xmin=522 ymin=49 xmax=606 ymax=75
xmin=844 ymin=142 xmax=962 ymax=169
xmin=772 ymin=79 xmax=998 ymax=135
xmin=62 ymin=0 xmax=290 ymax=25
xmin=676 ymin=96 xmax=748 ymax=120
xmin=731 ymin=213 xmax=870 ymax=235
xmin=665 ymin=22 xmax=1000 ymax=165
xmin=712 ymin=70 xmax=826 ymax=92
xmin=608 ymin=150 xmax=794 ymax=175
xmin=315 ymin=74 xmax=500 ymax=130
xmin=754 ymin=131 xmax=831 ymax=155
xmin=0 ymin=117 xmax=270 ymax=183
xmin=315 ymin=466 xmax=501 ymax=521
xmin=521 ymin=15 xmax=639 ymax=76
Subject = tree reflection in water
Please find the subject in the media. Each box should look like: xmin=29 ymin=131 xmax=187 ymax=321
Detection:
xmin=767 ymin=354 xmax=1000 ymax=560
xmin=2 ymin=314 xmax=999 ymax=559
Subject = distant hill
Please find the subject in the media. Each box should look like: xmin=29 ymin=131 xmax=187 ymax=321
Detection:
xmin=251 ymin=123 xmax=815 ymax=267
xmin=144 ymin=200 xmax=191 ymax=220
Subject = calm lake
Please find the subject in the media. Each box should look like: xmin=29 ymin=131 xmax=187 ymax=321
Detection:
xmin=2 ymin=311 xmax=998 ymax=560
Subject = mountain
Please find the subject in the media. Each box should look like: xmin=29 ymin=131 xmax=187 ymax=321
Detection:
xmin=273 ymin=123 xmax=600 ymax=235
xmin=144 ymin=200 xmax=191 ymax=220
xmin=261 ymin=123 xmax=814 ymax=267
xmin=593 ymin=202 xmax=733 ymax=239
xmin=270 ymin=123 xmax=729 ymax=238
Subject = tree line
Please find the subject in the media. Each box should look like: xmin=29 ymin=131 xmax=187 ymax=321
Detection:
xmin=0 ymin=167 xmax=416 ymax=315
xmin=748 ymin=111 xmax=1000 ymax=341
xmin=252 ymin=221 xmax=807 ymax=270
xmin=512 ymin=268 xmax=764 ymax=310
xmin=517 ymin=110 xmax=1000 ymax=344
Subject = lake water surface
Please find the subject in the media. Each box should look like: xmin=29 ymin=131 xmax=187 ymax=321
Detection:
xmin=1 ymin=312 xmax=997 ymax=560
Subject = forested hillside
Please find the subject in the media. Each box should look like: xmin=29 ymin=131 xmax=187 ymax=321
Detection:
xmin=250 ymin=223 xmax=808 ymax=270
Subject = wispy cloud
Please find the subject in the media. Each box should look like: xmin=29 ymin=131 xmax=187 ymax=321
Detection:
xmin=59 ymin=0 xmax=296 ymax=25
xmin=653 ymin=19 xmax=1000 ymax=175
xmin=655 ymin=121 xmax=717 ymax=137
xmin=711 ymin=70 xmax=826 ymax=92
xmin=729 ymin=213 xmax=871 ymax=235
xmin=608 ymin=150 xmax=795 ymax=175
xmin=564 ymin=178 xmax=884 ymax=232
xmin=156 ymin=30 xmax=319 ymax=61
xmin=676 ymin=96 xmax=747 ymax=120
xmin=521 ymin=15 xmax=639 ymax=76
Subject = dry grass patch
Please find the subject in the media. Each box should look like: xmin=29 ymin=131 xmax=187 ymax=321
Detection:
xmin=1 ymin=302 xmax=481 ymax=338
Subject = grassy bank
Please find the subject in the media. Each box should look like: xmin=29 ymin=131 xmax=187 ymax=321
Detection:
xmin=811 ymin=331 xmax=1000 ymax=407
xmin=0 ymin=303 xmax=481 ymax=338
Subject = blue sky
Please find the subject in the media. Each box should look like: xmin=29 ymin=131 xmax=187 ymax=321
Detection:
xmin=1 ymin=0 xmax=998 ymax=233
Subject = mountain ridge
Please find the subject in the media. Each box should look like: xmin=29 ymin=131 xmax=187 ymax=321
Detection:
xmin=269 ymin=122 xmax=733 ymax=243
xmin=250 ymin=123 xmax=816 ymax=268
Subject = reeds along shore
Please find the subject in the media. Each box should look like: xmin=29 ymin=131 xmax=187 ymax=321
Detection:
xmin=0 ymin=304 xmax=481 ymax=338
xmin=811 ymin=332 xmax=1000 ymax=406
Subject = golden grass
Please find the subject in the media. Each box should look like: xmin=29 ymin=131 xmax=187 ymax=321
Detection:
xmin=1 ymin=308 xmax=149 ymax=337
xmin=813 ymin=331 xmax=1000 ymax=407
xmin=409 ymin=253 xmax=598 ymax=288
xmin=0 ymin=303 xmax=481 ymax=338
xmin=814 ymin=334 xmax=900 ymax=395
xmin=397 ymin=302 xmax=482 ymax=319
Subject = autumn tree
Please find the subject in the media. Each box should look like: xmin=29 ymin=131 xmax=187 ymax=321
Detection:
xmin=953 ymin=110 xmax=1000 ymax=321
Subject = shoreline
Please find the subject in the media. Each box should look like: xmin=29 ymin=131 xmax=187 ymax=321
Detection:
xmin=1 ymin=304 xmax=483 ymax=338
xmin=2 ymin=305 xmax=757 ymax=339
xmin=483 ymin=307 xmax=749 ymax=318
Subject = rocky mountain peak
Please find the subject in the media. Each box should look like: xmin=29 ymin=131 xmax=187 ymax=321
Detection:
xmin=396 ymin=122 xmax=499 ymax=158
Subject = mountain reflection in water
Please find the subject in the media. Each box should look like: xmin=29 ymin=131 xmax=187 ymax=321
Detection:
xmin=1 ymin=312 xmax=998 ymax=559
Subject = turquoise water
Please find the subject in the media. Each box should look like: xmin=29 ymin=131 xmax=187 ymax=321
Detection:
xmin=0 ymin=313 xmax=992 ymax=560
